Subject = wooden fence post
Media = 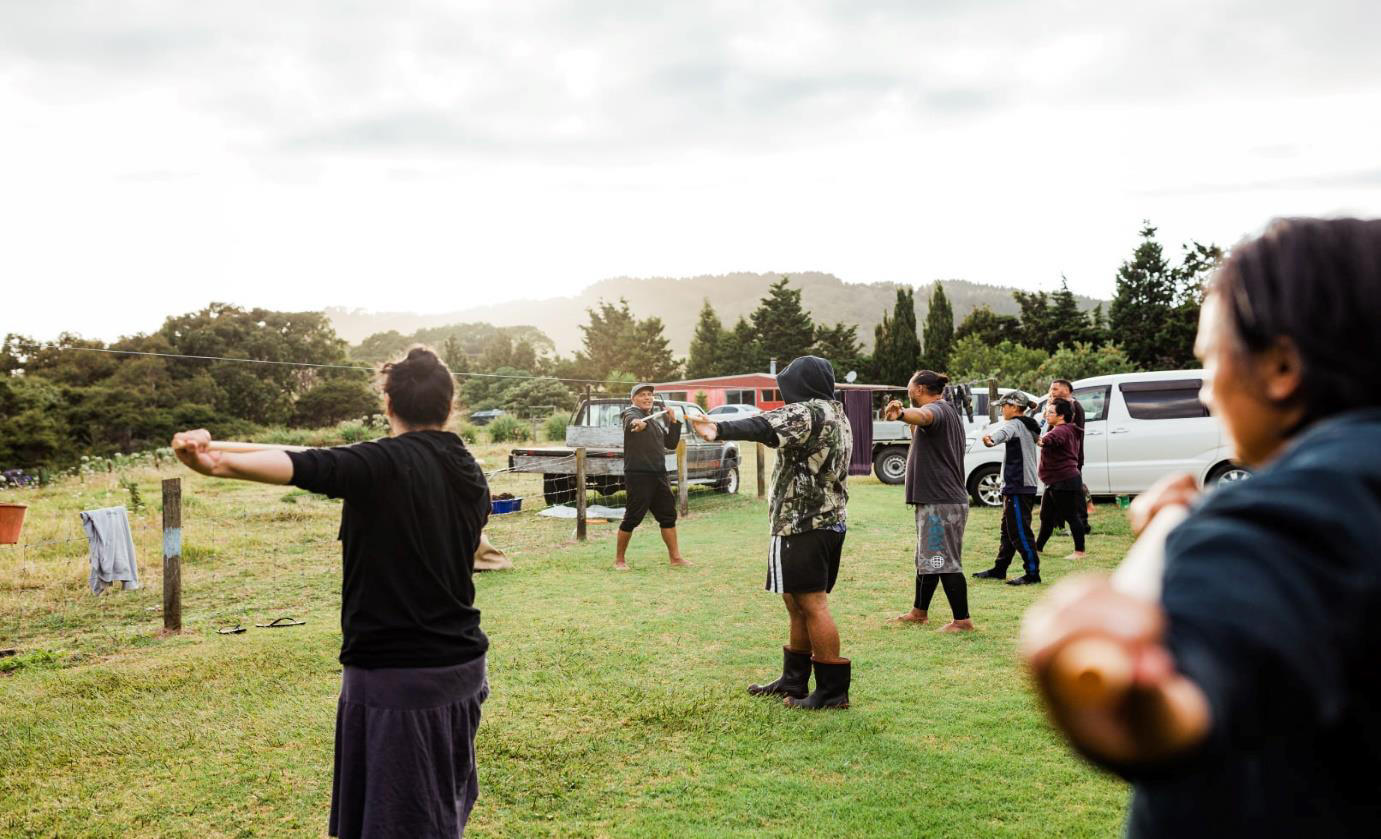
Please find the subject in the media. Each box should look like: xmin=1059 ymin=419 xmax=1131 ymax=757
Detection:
xmin=987 ymin=378 xmax=1000 ymax=424
xmin=574 ymin=447 xmax=587 ymax=541
xmin=756 ymin=442 xmax=766 ymax=499
xmin=161 ymin=478 xmax=182 ymax=632
xmin=676 ymin=439 xmax=689 ymax=517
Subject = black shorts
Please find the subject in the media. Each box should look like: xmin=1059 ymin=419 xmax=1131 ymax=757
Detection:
xmin=766 ymin=529 xmax=845 ymax=595
xmin=620 ymin=472 xmax=677 ymax=532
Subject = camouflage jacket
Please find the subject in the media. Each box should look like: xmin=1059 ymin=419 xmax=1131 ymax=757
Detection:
xmin=761 ymin=399 xmax=852 ymax=536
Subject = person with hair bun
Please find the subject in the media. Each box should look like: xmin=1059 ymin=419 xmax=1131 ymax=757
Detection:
xmin=884 ymin=370 xmax=975 ymax=631
xmin=1022 ymin=218 xmax=1381 ymax=836
xmin=171 ymin=346 xmax=492 ymax=839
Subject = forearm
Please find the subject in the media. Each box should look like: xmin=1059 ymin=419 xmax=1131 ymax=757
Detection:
xmin=713 ymin=416 xmax=777 ymax=446
xmin=898 ymin=407 xmax=934 ymax=427
xmin=211 ymin=451 xmax=294 ymax=485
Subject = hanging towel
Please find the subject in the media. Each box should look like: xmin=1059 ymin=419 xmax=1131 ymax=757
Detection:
xmin=81 ymin=506 xmax=140 ymax=594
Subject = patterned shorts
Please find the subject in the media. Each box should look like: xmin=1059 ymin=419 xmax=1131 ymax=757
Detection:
xmin=913 ymin=503 xmax=968 ymax=575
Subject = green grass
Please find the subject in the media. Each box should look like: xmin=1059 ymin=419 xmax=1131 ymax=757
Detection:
xmin=0 ymin=444 xmax=1132 ymax=837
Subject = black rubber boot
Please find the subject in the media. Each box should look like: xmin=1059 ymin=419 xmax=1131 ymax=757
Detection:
xmin=747 ymin=647 xmax=811 ymax=699
xmin=784 ymin=658 xmax=850 ymax=710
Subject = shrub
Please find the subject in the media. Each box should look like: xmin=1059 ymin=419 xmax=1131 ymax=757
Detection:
xmin=454 ymin=422 xmax=480 ymax=444
xmin=487 ymin=415 xmax=530 ymax=443
xmin=543 ymin=413 xmax=568 ymax=442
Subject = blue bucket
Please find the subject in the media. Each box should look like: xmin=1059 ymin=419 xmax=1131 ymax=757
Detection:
xmin=491 ymin=497 xmax=522 ymax=515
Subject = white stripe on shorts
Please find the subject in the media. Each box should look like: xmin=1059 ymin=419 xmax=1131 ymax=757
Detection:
xmin=768 ymin=535 xmax=783 ymax=594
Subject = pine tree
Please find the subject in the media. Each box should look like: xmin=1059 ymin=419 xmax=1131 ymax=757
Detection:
xmin=1046 ymin=276 xmax=1092 ymax=351
xmin=686 ymin=299 xmax=727 ymax=378
xmin=1013 ymin=290 xmax=1060 ymax=352
xmin=954 ymin=305 xmax=1020 ymax=346
xmin=573 ymin=299 xmax=682 ymax=382
xmin=921 ymin=282 xmax=955 ymax=372
xmin=720 ymin=317 xmax=761 ymax=373
xmin=750 ymin=277 xmax=816 ymax=370
xmin=812 ymin=322 xmax=863 ymax=380
xmin=1109 ymin=223 xmax=1178 ymax=368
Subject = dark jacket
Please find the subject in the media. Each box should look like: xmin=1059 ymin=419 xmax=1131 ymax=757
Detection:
xmin=1115 ymin=409 xmax=1381 ymax=838
xmin=621 ymin=405 xmax=682 ymax=473
xmin=1038 ymin=422 xmax=1082 ymax=486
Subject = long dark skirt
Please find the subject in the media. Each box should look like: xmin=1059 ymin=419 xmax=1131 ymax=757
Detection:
xmin=330 ymin=655 xmax=488 ymax=839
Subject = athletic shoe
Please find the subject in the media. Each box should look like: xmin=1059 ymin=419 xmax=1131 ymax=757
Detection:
xmin=971 ymin=568 xmax=1006 ymax=580
xmin=1006 ymin=575 xmax=1042 ymax=586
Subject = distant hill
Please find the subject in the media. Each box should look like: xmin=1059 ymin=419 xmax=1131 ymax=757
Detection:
xmin=327 ymin=273 xmax=1106 ymax=355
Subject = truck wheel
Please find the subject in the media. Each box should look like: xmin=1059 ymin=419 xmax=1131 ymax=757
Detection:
xmin=590 ymin=476 xmax=624 ymax=499
xmin=542 ymin=474 xmax=578 ymax=506
xmin=967 ymin=464 xmax=1002 ymax=508
xmin=873 ymin=446 xmax=908 ymax=485
xmin=715 ymin=464 xmax=740 ymax=494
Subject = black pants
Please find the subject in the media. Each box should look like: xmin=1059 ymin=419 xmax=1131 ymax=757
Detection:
xmin=994 ymin=493 xmax=1040 ymax=577
xmin=915 ymin=573 xmax=969 ymax=620
xmin=1037 ymin=488 xmax=1087 ymax=552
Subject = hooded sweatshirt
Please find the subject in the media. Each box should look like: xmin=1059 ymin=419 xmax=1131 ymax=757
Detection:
xmin=287 ymin=430 xmax=491 ymax=668
xmin=711 ymin=356 xmax=852 ymax=535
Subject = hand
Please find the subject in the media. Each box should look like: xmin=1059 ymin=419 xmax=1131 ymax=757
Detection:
xmin=665 ymin=408 xmax=679 ymax=424
xmin=1037 ymin=435 xmax=1046 ymax=447
xmin=631 ymin=419 xmax=647 ymax=432
xmin=1128 ymin=472 xmax=1199 ymax=535
xmin=981 ymin=434 xmax=994 ymax=447
xmin=690 ymin=415 xmax=718 ymax=441
xmin=883 ymin=399 xmax=904 ymax=421
xmin=1021 ymin=575 xmax=1212 ymax=766
xmin=171 ymin=429 xmax=221 ymax=476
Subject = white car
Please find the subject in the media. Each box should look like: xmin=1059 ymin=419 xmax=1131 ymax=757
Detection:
xmin=708 ymin=404 xmax=762 ymax=418
xmin=962 ymin=370 xmax=1251 ymax=507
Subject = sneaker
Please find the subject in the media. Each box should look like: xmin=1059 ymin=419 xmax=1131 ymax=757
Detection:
xmin=1006 ymin=575 xmax=1042 ymax=586
xmin=971 ymin=568 xmax=1006 ymax=580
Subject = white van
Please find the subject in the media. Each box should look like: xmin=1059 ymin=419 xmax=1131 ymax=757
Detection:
xmin=962 ymin=370 xmax=1250 ymax=507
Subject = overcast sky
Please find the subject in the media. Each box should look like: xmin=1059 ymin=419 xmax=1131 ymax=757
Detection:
xmin=3 ymin=0 xmax=1378 ymax=343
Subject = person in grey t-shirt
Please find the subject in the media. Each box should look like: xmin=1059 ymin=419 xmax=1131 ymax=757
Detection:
xmin=884 ymin=370 xmax=974 ymax=632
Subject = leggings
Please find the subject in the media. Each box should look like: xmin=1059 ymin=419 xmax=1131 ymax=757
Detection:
xmin=1037 ymin=488 xmax=1086 ymax=552
xmin=915 ymin=573 xmax=969 ymax=620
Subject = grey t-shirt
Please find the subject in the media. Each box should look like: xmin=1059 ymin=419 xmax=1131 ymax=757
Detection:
xmin=904 ymin=400 xmax=968 ymax=505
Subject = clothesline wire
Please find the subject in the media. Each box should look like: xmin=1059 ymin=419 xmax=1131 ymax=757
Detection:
xmin=44 ymin=345 xmax=661 ymax=388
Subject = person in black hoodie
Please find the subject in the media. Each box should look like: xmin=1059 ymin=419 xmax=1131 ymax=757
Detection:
xmin=1022 ymin=218 xmax=1381 ymax=837
xmin=691 ymin=356 xmax=854 ymax=710
xmin=172 ymin=347 xmax=491 ymax=839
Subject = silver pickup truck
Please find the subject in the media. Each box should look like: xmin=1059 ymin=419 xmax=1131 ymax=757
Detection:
xmin=507 ymin=398 xmax=742 ymax=505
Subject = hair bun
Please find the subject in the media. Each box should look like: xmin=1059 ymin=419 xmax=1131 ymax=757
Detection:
xmin=406 ymin=347 xmax=436 ymax=364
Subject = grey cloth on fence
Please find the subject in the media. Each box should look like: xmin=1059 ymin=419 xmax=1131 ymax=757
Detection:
xmin=81 ymin=506 xmax=140 ymax=594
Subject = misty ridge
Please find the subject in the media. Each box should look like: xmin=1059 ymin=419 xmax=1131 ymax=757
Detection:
xmin=326 ymin=272 xmax=1105 ymax=355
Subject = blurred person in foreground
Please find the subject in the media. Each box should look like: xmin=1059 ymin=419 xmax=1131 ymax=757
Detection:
xmin=1022 ymin=218 xmax=1381 ymax=837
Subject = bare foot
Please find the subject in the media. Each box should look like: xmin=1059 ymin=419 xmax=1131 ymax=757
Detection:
xmin=941 ymin=619 xmax=976 ymax=632
xmin=893 ymin=609 xmax=928 ymax=624
xmin=669 ymin=556 xmax=693 ymax=567
xmin=1065 ymin=551 xmax=1088 ymax=560
xmin=613 ymin=559 xmax=629 ymax=571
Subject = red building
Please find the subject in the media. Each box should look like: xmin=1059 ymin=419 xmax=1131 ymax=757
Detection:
xmin=653 ymin=373 xmax=786 ymax=411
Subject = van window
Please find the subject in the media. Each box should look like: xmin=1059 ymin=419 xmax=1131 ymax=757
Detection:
xmin=1119 ymin=380 xmax=1209 ymax=420
xmin=1074 ymin=386 xmax=1111 ymax=422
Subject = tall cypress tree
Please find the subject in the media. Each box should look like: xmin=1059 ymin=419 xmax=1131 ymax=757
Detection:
xmin=686 ymin=299 xmax=727 ymax=377
xmin=1046 ymin=276 xmax=1092 ymax=351
xmin=812 ymin=322 xmax=863 ymax=379
xmin=875 ymin=287 xmax=921 ymax=385
xmin=921 ymin=282 xmax=954 ymax=372
xmin=1109 ymin=223 xmax=1177 ymax=368
xmin=750 ymin=277 xmax=816 ymax=369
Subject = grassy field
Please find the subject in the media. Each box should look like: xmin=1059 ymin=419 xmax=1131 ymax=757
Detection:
xmin=0 ymin=442 xmax=1132 ymax=837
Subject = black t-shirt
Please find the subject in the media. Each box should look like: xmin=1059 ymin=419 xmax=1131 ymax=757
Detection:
xmin=287 ymin=431 xmax=490 ymax=669
xmin=621 ymin=405 xmax=682 ymax=473
xmin=903 ymin=400 xmax=968 ymax=505
xmin=1114 ymin=409 xmax=1381 ymax=837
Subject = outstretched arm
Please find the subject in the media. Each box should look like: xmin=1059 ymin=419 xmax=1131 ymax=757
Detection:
xmin=172 ymin=430 xmax=293 ymax=485
xmin=690 ymin=414 xmax=776 ymax=446
xmin=884 ymin=399 xmax=937 ymax=428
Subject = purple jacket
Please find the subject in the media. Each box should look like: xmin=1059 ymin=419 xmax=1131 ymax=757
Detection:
xmin=1039 ymin=422 xmax=1082 ymax=485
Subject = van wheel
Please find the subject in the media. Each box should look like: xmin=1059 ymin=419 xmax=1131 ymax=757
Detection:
xmin=542 ymin=474 xmax=578 ymax=506
xmin=967 ymin=464 xmax=1003 ymax=508
xmin=1207 ymin=462 xmax=1251 ymax=487
xmin=873 ymin=447 xmax=908 ymax=485
xmin=715 ymin=464 xmax=740 ymax=494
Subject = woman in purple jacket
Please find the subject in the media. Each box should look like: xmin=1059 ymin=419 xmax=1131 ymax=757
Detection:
xmin=1036 ymin=397 xmax=1086 ymax=558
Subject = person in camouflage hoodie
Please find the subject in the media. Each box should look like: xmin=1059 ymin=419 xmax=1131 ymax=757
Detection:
xmin=691 ymin=356 xmax=853 ymax=710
